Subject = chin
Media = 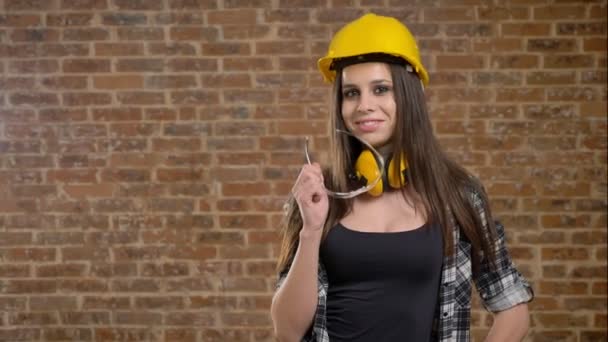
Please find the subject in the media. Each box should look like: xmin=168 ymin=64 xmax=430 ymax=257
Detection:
xmin=367 ymin=134 xmax=391 ymax=147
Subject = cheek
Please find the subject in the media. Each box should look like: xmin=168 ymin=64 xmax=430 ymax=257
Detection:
xmin=341 ymin=101 xmax=354 ymax=119
xmin=383 ymin=96 xmax=397 ymax=116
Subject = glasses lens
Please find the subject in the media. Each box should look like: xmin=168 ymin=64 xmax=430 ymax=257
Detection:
xmin=304 ymin=130 xmax=385 ymax=199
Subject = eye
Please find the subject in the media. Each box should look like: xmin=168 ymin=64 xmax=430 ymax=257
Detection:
xmin=374 ymin=85 xmax=391 ymax=95
xmin=342 ymin=88 xmax=359 ymax=98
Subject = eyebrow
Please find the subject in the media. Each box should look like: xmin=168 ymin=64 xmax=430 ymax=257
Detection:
xmin=342 ymin=79 xmax=392 ymax=88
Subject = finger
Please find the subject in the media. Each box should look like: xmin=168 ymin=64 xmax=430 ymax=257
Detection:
xmin=293 ymin=177 xmax=324 ymax=201
xmin=303 ymin=163 xmax=324 ymax=184
xmin=297 ymin=166 xmax=323 ymax=185
xmin=301 ymin=183 xmax=327 ymax=206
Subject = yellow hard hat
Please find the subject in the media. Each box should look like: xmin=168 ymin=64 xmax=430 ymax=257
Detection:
xmin=318 ymin=13 xmax=429 ymax=85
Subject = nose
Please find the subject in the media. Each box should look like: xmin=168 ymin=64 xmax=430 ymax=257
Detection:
xmin=356 ymin=91 xmax=375 ymax=113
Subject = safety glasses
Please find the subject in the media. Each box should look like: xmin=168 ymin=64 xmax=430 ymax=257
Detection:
xmin=304 ymin=129 xmax=385 ymax=199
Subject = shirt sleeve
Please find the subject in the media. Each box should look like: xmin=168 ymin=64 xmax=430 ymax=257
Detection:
xmin=471 ymin=191 xmax=534 ymax=312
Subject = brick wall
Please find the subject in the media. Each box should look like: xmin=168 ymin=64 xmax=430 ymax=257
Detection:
xmin=0 ymin=0 xmax=606 ymax=341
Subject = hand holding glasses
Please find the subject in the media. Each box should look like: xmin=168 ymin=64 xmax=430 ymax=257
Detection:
xmin=303 ymin=129 xmax=385 ymax=199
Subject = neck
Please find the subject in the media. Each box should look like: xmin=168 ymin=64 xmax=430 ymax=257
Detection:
xmin=376 ymin=143 xmax=394 ymax=160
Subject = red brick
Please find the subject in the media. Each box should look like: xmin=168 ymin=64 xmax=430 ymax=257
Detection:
xmin=117 ymin=91 xmax=165 ymax=105
xmin=476 ymin=72 xmax=523 ymax=87
xmin=10 ymin=28 xmax=59 ymax=42
xmin=544 ymin=55 xmax=595 ymax=68
xmin=264 ymin=9 xmax=310 ymax=22
xmin=222 ymin=312 xmax=270 ymax=326
xmin=9 ymin=60 xmax=59 ymax=74
xmin=60 ymin=0 xmax=107 ymax=9
xmin=208 ymin=10 xmax=257 ymax=25
xmin=256 ymin=41 xmax=305 ymax=55
xmin=36 ymin=263 xmax=86 ymax=277
xmin=437 ymin=55 xmax=485 ymax=69
xmin=117 ymin=27 xmax=164 ymax=40
xmin=168 ymin=0 xmax=217 ymax=9
xmin=171 ymin=90 xmax=219 ymax=105
xmin=501 ymin=23 xmax=551 ymax=36
xmin=47 ymin=13 xmax=93 ymax=26
xmin=42 ymin=328 xmax=92 ymax=341
xmin=526 ymin=71 xmax=576 ymax=85
xmin=202 ymin=74 xmax=251 ymax=88
xmin=477 ymin=6 xmax=529 ymax=20
xmin=277 ymin=25 xmax=326 ymax=40
xmin=135 ymin=296 xmax=185 ymax=310
xmin=542 ymin=247 xmax=590 ymax=261
xmin=219 ymin=245 xmax=270 ymax=259
xmin=534 ymin=6 xmax=586 ymax=20
xmin=147 ymin=42 xmax=196 ymax=55
xmin=93 ymin=75 xmax=143 ymax=89
xmin=219 ymin=214 xmax=268 ymax=228
xmin=224 ymin=57 xmax=272 ymax=71
xmin=94 ymin=42 xmax=144 ymax=56
xmin=41 ymin=76 xmax=87 ymax=90
xmin=527 ymin=38 xmax=576 ymax=52
xmin=63 ymin=59 xmax=110 ymax=73
xmin=10 ymin=92 xmax=59 ymax=106
xmin=496 ymin=88 xmax=545 ymax=102
xmin=63 ymin=28 xmax=110 ymax=41
xmin=115 ymin=58 xmax=164 ymax=72
xmin=9 ymin=312 xmax=58 ymax=325
xmin=224 ymin=90 xmax=274 ymax=104
xmin=445 ymin=23 xmax=493 ymax=37
xmin=202 ymin=42 xmax=251 ymax=56
xmin=0 ymin=264 xmax=30 ymax=278
xmin=437 ymin=88 xmax=493 ymax=102
xmin=557 ymin=22 xmax=607 ymax=35
xmin=5 ymin=0 xmax=52 ymax=10
xmin=277 ymin=56 xmax=315 ymax=71
xmin=168 ymin=58 xmax=217 ymax=71
xmin=0 ymin=77 xmax=34 ymax=90
xmin=589 ymin=4 xmax=607 ymax=18
xmin=145 ymin=75 xmax=197 ymax=89
xmin=165 ymin=312 xmax=215 ymax=326
xmin=42 ymin=43 xmax=90 ymax=56
xmin=277 ymin=0 xmax=324 ymax=6
xmin=5 ymin=280 xmax=57 ymax=294
xmin=112 ymin=0 xmax=162 ymax=9
xmin=535 ymin=312 xmax=589 ymax=328
xmin=169 ymin=27 xmax=218 ymax=41
xmin=473 ymin=38 xmax=522 ymax=52
xmin=63 ymin=92 xmax=112 ymax=106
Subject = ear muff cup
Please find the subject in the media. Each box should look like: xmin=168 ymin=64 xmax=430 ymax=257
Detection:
xmin=354 ymin=150 xmax=408 ymax=197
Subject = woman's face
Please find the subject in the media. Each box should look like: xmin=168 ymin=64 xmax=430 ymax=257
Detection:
xmin=340 ymin=62 xmax=397 ymax=149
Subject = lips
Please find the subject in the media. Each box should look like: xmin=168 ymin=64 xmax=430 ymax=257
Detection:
xmin=355 ymin=119 xmax=383 ymax=132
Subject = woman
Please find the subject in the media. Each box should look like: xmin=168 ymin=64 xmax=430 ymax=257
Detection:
xmin=271 ymin=13 xmax=533 ymax=342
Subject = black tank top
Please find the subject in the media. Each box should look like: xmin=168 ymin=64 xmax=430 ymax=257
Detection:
xmin=320 ymin=222 xmax=443 ymax=342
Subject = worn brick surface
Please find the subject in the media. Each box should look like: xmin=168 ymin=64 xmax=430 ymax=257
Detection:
xmin=0 ymin=0 xmax=606 ymax=341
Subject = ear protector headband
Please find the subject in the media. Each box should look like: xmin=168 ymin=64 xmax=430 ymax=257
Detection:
xmin=354 ymin=150 xmax=408 ymax=197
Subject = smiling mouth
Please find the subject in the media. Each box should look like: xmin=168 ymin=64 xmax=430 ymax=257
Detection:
xmin=356 ymin=120 xmax=383 ymax=129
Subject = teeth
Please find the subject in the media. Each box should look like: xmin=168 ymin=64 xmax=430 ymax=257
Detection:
xmin=359 ymin=120 xmax=379 ymax=126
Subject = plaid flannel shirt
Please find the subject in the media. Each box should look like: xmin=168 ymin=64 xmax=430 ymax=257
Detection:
xmin=276 ymin=190 xmax=534 ymax=341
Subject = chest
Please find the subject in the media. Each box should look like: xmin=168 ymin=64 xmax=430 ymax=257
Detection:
xmin=321 ymin=223 xmax=443 ymax=285
xmin=340 ymin=191 xmax=427 ymax=233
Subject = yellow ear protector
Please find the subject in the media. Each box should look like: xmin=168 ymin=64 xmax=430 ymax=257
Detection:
xmin=354 ymin=150 xmax=408 ymax=197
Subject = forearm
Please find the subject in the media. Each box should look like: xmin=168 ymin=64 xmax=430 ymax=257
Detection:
xmin=485 ymin=304 xmax=530 ymax=342
xmin=271 ymin=230 xmax=322 ymax=341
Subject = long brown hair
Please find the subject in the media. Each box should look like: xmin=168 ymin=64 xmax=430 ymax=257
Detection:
xmin=277 ymin=61 xmax=498 ymax=276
